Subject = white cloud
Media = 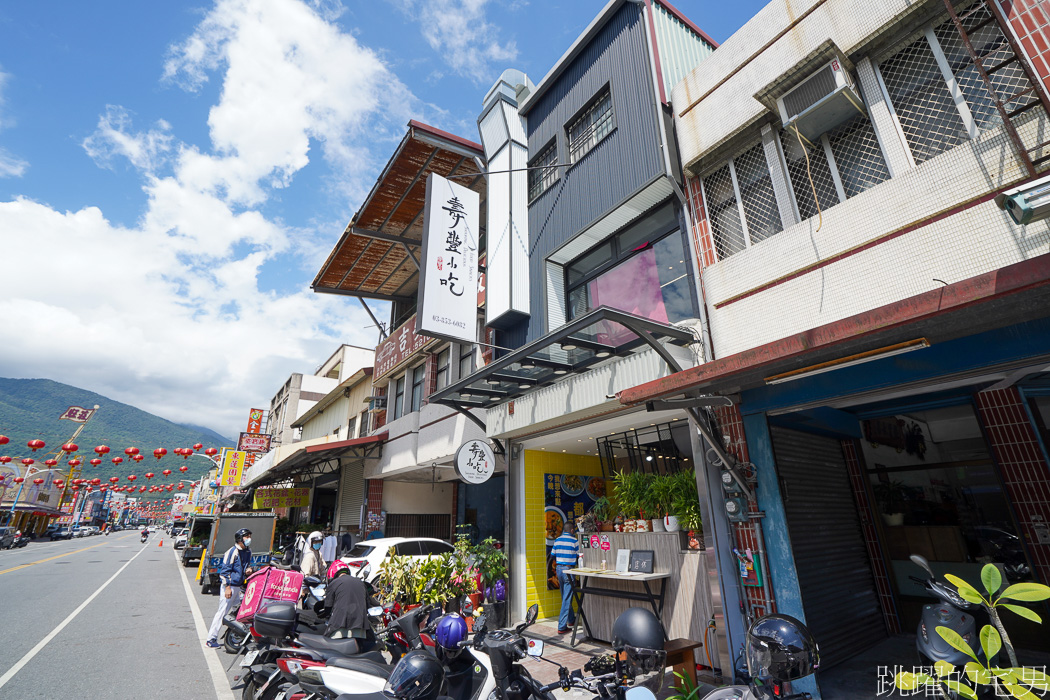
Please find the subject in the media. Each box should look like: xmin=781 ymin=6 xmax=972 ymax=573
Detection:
xmin=0 ymin=0 xmax=413 ymax=437
xmin=393 ymin=0 xmax=518 ymax=83
xmin=0 ymin=69 xmax=28 ymax=178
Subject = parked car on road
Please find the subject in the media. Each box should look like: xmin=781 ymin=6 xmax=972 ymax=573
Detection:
xmin=0 ymin=527 xmax=17 ymax=549
xmin=340 ymin=537 xmax=454 ymax=582
xmin=173 ymin=528 xmax=188 ymax=549
xmin=50 ymin=527 xmax=74 ymax=541
xmin=72 ymin=527 xmax=88 ymax=538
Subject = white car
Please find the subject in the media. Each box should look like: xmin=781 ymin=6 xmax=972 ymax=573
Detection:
xmin=173 ymin=529 xmax=189 ymax=549
xmin=341 ymin=537 xmax=454 ymax=582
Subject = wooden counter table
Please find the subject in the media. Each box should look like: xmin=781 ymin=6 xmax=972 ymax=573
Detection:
xmin=565 ymin=568 xmax=671 ymax=647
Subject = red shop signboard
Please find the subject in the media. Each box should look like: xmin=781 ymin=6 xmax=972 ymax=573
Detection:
xmin=374 ymin=314 xmax=437 ymax=381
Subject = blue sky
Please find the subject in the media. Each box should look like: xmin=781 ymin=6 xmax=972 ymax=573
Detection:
xmin=0 ymin=0 xmax=766 ymax=437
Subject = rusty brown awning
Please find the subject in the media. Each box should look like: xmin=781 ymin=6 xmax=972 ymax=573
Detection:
xmin=312 ymin=120 xmax=486 ymax=303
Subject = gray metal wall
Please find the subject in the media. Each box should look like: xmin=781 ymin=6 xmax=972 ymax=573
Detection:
xmin=524 ymin=2 xmax=664 ymax=342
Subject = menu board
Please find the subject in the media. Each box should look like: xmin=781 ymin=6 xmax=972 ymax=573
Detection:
xmin=543 ymin=473 xmax=605 ymax=590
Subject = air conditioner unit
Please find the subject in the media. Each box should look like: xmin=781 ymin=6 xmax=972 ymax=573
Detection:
xmin=367 ymin=396 xmax=387 ymax=413
xmin=777 ymin=59 xmax=865 ymax=144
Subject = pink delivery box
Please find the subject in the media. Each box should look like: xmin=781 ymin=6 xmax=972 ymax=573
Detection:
xmin=237 ymin=566 xmax=304 ymax=622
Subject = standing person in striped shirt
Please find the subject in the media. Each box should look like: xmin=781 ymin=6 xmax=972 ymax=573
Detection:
xmin=552 ymin=518 xmax=579 ymax=634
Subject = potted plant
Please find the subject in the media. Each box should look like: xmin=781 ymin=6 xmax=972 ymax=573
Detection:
xmin=590 ymin=496 xmax=615 ymax=532
xmin=872 ymin=480 xmax=909 ymax=526
xmin=613 ymin=470 xmax=650 ymax=532
xmin=647 ymin=474 xmax=676 ymax=532
xmin=672 ymin=471 xmax=702 ymax=548
xmin=377 ymin=554 xmax=420 ymax=606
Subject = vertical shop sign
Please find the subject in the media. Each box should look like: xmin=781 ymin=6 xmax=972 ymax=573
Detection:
xmin=416 ymin=173 xmax=480 ymax=344
xmin=220 ymin=450 xmax=247 ymax=487
xmin=247 ymin=408 xmax=265 ymax=433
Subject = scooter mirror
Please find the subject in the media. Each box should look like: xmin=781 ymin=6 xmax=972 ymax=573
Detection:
xmin=625 ymin=688 xmax=658 ymax=700
xmin=527 ymin=639 xmax=544 ymax=657
xmin=368 ymin=606 xmax=384 ymax=617
xmin=526 ymin=603 xmax=538 ymax=626
xmin=909 ymin=554 xmax=935 ymax=578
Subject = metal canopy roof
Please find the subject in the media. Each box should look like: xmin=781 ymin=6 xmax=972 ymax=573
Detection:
xmin=428 ymin=307 xmax=695 ymax=411
xmin=252 ymin=433 xmax=386 ymax=486
xmin=312 ymin=121 xmax=486 ymax=303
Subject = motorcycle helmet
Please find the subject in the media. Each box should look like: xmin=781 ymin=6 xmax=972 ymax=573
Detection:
xmin=435 ymin=613 xmax=468 ymax=658
xmin=384 ymin=650 xmax=444 ymax=700
xmin=611 ymin=608 xmax=666 ymax=691
xmin=327 ymin=559 xmax=350 ymax=582
xmin=492 ymin=579 xmax=506 ymax=602
xmin=745 ymin=615 xmax=820 ymax=684
xmin=234 ymin=527 xmax=252 ymax=543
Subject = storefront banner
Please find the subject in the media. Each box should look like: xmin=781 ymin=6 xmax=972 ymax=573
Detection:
xmin=416 ymin=172 xmax=480 ymax=344
xmin=375 ymin=314 xmax=437 ymax=381
xmin=238 ymin=432 xmax=271 ymax=454
xmin=454 ymin=440 xmax=495 ymax=484
xmin=219 ymin=450 xmax=247 ymax=487
xmin=253 ymin=487 xmax=310 ymax=509
xmin=543 ymin=473 xmax=605 ymax=590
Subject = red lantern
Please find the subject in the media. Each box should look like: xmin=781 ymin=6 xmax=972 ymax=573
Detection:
xmin=127 ymin=475 xmax=137 ymax=482
xmin=44 ymin=459 xmax=58 ymax=468
xmin=94 ymin=445 xmax=110 ymax=456
xmin=177 ymin=483 xmax=184 ymax=490
xmin=53 ymin=479 xmax=64 ymax=488
xmin=153 ymin=448 xmax=167 ymax=460
xmin=90 ymin=458 xmax=101 ymax=466
xmin=91 ymin=478 xmax=101 ymax=486
xmin=109 ymin=477 xmax=119 ymax=484
xmin=14 ymin=477 xmax=24 ymax=484
xmin=61 ymin=442 xmax=78 ymax=454
xmin=181 ymin=450 xmax=190 ymax=460
xmin=145 ymin=472 xmax=154 ymax=480
xmin=33 ymin=478 xmax=44 ymax=485
xmin=0 ymin=456 xmax=10 ymax=465
xmin=73 ymin=478 xmax=84 ymax=485
xmin=27 ymin=439 xmax=45 ymax=452
xmin=204 ymin=447 xmax=218 ymax=457
xmin=133 ymin=454 xmax=144 ymax=463
xmin=139 ymin=486 xmax=147 ymax=493
xmin=161 ymin=469 xmax=171 ymax=476
xmin=69 ymin=459 xmax=82 ymax=468
xmin=179 ymin=465 xmax=188 ymax=473
xmin=111 ymin=457 xmax=123 ymax=466
xmin=0 ymin=435 xmax=8 ymax=446
xmin=100 ymin=486 xmax=107 ymax=492
xmin=21 ymin=458 xmax=34 ymax=467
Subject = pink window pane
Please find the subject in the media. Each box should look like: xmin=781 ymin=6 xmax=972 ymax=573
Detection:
xmin=587 ymin=248 xmax=668 ymax=344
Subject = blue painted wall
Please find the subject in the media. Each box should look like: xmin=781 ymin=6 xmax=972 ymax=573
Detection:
xmin=523 ymin=1 xmax=664 ymax=342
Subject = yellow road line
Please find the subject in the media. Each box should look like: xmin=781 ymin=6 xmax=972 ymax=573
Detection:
xmin=0 ymin=533 xmax=132 ymax=576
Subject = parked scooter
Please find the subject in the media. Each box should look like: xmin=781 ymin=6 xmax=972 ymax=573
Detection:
xmin=909 ymin=553 xmax=988 ymax=668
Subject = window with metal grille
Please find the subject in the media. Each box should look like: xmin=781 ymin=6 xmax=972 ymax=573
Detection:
xmin=932 ymin=4 xmax=1041 ymax=131
xmin=701 ymin=164 xmax=747 ymax=259
xmin=734 ymin=143 xmax=783 ymax=244
xmin=384 ymin=515 xmax=453 ymax=540
xmin=528 ymin=140 xmax=558 ymax=201
xmin=567 ymin=87 xmax=614 ymax=164
xmin=827 ymin=114 xmax=891 ymax=197
xmin=780 ymin=127 xmax=840 ymax=220
xmin=878 ymin=29 xmax=971 ymax=164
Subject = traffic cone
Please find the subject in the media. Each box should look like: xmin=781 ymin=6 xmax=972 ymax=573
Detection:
xmin=158 ymin=538 xmax=163 ymax=547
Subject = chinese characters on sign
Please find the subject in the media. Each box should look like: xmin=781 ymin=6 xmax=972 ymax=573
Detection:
xmin=219 ymin=450 xmax=247 ymax=487
xmin=252 ymin=487 xmax=310 ymax=509
xmin=238 ymin=432 xmax=272 ymax=454
xmin=453 ymin=439 xmax=495 ymax=484
xmin=59 ymin=405 xmax=96 ymax=422
xmin=417 ymin=173 xmax=480 ymax=343
xmin=374 ymin=314 xmax=437 ymax=381
xmin=247 ymin=408 xmax=265 ymax=433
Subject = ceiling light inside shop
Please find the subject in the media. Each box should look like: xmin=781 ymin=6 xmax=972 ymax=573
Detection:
xmin=595 ymin=350 xmax=612 ymax=358
xmin=520 ymin=360 xmax=536 ymax=369
xmin=553 ymin=368 xmax=568 ymax=375
xmin=518 ymin=383 xmax=531 ymax=389
xmin=487 ymin=379 xmax=502 ymax=386
xmin=561 ymin=342 xmax=577 ymax=351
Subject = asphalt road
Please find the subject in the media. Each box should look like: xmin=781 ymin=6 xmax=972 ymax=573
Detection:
xmin=0 ymin=531 xmax=236 ymax=700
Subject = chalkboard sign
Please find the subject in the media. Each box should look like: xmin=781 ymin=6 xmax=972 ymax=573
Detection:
xmin=628 ymin=549 xmax=654 ymax=574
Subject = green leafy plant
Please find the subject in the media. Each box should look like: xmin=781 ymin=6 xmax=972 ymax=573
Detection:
xmin=647 ymin=474 xmax=675 ymax=518
xmin=671 ymin=470 xmax=702 ymax=531
xmin=472 ymin=537 xmax=507 ymax=587
xmin=894 ymin=564 xmax=1050 ymax=699
xmin=377 ymin=554 xmax=420 ymax=605
xmin=590 ymin=496 xmax=614 ymax=523
xmin=612 ymin=469 xmax=653 ymax=519
xmin=667 ymin=670 xmax=703 ymax=700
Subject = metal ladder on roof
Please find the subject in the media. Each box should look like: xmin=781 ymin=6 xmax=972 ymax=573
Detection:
xmin=943 ymin=0 xmax=1050 ymax=176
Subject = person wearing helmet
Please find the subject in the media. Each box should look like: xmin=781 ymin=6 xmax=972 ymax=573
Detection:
xmin=322 ymin=558 xmax=369 ymax=641
xmin=301 ymin=530 xmax=326 ymax=577
xmin=205 ymin=527 xmax=252 ymax=648
xmin=745 ymin=614 xmax=819 ymax=700
xmin=611 ymin=607 xmax=667 ymax=692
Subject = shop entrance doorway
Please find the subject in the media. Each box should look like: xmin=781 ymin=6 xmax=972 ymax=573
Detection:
xmin=770 ymin=426 xmax=887 ymax=670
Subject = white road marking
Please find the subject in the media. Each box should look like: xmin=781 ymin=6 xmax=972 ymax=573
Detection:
xmin=174 ymin=548 xmax=236 ymax=700
xmin=0 ymin=541 xmax=148 ymax=690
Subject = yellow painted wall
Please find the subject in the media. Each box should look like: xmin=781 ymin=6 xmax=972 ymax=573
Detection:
xmin=523 ymin=450 xmax=602 ymax=620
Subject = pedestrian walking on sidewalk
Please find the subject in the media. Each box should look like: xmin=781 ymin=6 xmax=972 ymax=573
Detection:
xmin=300 ymin=530 xmax=326 ymax=577
xmin=552 ymin=519 xmax=579 ymax=634
xmin=206 ymin=527 xmax=252 ymax=648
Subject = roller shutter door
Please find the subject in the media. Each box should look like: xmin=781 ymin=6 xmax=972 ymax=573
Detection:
xmin=770 ymin=427 xmax=886 ymax=670
xmin=335 ymin=461 xmax=365 ymax=532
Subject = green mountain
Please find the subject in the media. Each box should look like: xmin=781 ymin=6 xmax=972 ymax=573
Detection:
xmin=0 ymin=377 xmax=233 ymax=493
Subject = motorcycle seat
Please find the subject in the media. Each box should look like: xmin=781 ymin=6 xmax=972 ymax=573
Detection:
xmin=297 ymin=632 xmax=377 ymax=658
xmin=326 ymin=655 xmax=391 ymax=678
